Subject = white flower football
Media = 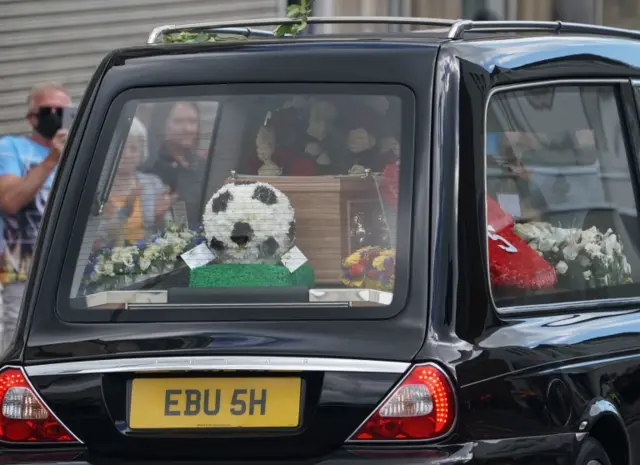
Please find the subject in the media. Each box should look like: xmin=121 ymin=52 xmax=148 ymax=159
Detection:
xmin=202 ymin=181 xmax=296 ymax=263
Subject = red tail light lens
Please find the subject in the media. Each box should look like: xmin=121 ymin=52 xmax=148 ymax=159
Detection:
xmin=348 ymin=363 xmax=455 ymax=441
xmin=0 ymin=367 xmax=79 ymax=443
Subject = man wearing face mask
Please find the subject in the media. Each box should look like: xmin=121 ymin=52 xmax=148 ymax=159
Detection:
xmin=0 ymin=82 xmax=70 ymax=351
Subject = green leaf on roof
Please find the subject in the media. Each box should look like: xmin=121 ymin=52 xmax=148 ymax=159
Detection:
xmin=163 ymin=0 xmax=314 ymax=42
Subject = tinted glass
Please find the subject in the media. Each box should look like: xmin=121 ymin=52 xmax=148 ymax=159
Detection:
xmin=67 ymin=90 xmax=407 ymax=312
xmin=486 ymin=85 xmax=640 ymax=308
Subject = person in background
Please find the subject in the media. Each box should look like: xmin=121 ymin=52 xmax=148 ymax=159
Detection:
xmin=0 ymin=219 xmax=4 ymax=309
xmin=486 ymin=131 xmax=548 ymax=221
xmin=101 ymin=117 xmax=177 ymax=244
xmin=0 ymin=82 xmax=70 ymax=351
xmin=142 ymin=101 xmax=207 ymax=227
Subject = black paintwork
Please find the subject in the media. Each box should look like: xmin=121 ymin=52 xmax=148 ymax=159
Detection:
xmin=7 ymin=32 xmax=640 ymax=464
xmin=0 ymin=433 xmax=581 ymax=465
xmin=25 ymin=44 xmax=432 ymax=359
xmin=29 ymin=371 xmax=403 ymax=460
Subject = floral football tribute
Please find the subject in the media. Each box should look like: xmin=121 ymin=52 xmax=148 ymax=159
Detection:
xmin=203 ymin=181 xmax=296 ymax=263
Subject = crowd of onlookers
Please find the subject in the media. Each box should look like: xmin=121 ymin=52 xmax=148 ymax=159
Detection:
xmin=0 ymin=83 xmax=206 ymax=350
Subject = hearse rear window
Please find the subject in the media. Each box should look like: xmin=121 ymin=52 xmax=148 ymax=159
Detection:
xmin=67 ymin=88 xmax=410 ymax=314
xmin=486 ymin=83 xmax=640 ymax=310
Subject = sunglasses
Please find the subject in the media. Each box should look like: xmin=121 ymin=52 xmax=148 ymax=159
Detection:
xmin=30 ymin=106 xmax=65 ymax=118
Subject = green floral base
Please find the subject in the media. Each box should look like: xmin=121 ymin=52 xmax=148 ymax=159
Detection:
xmin=189 ymin=263 xmax=315 ymax=288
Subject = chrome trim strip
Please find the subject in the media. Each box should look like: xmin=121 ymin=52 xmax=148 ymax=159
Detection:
xmin=539 ymin=351 xmax=640 ymax=374
xmin=25 ymin=356 xmax=410 ymax=377
xmin=126 ymin=302 xmax=349 ymax=309
xmin=499 ymin=296 xmax=640 ymax=314
xmin=83 ymin=289 xmax=393 ymax=308
xmin=344 ymin=362 xmax=458 ymax=444
xmin=2 ymin=366 xmax=84 ymax=444
xmin=483 ymin=79 xmax=632 ymax=315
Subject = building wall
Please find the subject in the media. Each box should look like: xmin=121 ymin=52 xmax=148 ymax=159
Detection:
xmin=604 ymin=0 xmax=640 ymax=28
xmin=321 ymin=0 xmax=640 ymax=28
xmin=4 ymin=0 xmax=640 ymax=136
xmin=0 ymin=0 xmax=284 ymax=136
xmin=411 ymin=0 xmax=462 ymax=19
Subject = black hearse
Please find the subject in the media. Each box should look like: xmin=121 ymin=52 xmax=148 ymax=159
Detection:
xmin=4 ymin=15 xmax=640 ymax=465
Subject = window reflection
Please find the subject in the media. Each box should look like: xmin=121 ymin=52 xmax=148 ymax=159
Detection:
xmin=486 ymin=85 xmax=639 ymax=307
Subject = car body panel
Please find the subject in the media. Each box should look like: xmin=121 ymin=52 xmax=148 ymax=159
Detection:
xmin=22 ymin=42 xmax=436 ymax=366
xmin=6 ymin=30 xmax=640 ymax=464
xmin=28 ymin=367 xmax=402 ymax=459
xmin=0 ymin=433 xmax=581 ymax=465
xmin=418 ymin=37 xmax=640 ymax=464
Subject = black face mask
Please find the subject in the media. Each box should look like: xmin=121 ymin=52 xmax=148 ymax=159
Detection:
xmin=33 ymin=106 xmax=62 ymax=140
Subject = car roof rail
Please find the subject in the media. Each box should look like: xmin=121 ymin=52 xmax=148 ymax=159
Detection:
xmin=148 ymin=26 xmax=277 ymax=43
xmin=148 ymin=17 xmax=640 ymax=45
xmin=447 ymin=19 xmax=640 ymax=41
xmin=147 ymin=16 xmax=457 ymax=43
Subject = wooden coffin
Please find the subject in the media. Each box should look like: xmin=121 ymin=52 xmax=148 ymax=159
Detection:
xmin=236 ymin=175 xmax=381 ymax=284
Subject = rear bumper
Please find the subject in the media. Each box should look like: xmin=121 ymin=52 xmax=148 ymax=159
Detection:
xmin=0 ymin=433 xmax=579 ymax=464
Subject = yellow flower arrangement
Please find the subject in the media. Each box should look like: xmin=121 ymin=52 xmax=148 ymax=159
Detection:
xmin=341 ymin=246 xmax=396 ymax=292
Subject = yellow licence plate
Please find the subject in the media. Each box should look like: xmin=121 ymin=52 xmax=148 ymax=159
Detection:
xmin=128 ymin=377 xmax=302 ymax=429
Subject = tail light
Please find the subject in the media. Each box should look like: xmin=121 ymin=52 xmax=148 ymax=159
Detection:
xmin=347 ymin=363 xmax=455 ymax=442
xmin=0 ymin=367 xmax=80 ymax=443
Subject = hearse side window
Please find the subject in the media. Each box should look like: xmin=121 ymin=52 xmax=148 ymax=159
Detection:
xmin=67 ymin=90 xmax=407 ymax=312
xmin=486 ymin=84 xmax=640 ymax=309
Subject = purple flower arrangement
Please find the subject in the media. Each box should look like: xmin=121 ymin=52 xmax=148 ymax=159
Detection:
xmin=340 ymin=246 xmax=396 ymax=292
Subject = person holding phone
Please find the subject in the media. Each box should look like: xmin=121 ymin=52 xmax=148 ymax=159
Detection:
xmin=0 ymin=82 xmax=71 ymax=351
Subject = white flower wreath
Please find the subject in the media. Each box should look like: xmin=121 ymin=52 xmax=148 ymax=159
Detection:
xmin=514 ymin=222 xmax=632 ymax=286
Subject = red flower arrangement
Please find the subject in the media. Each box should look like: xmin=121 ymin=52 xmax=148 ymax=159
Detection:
xmin=487 ymin=197 xmax=557 ymax=289
xmin=379 ymin=162 xmax=399 ymax=211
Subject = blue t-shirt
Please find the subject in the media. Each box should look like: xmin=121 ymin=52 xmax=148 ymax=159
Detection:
xmin=0 ymin=136 xmax=55 ymax=283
